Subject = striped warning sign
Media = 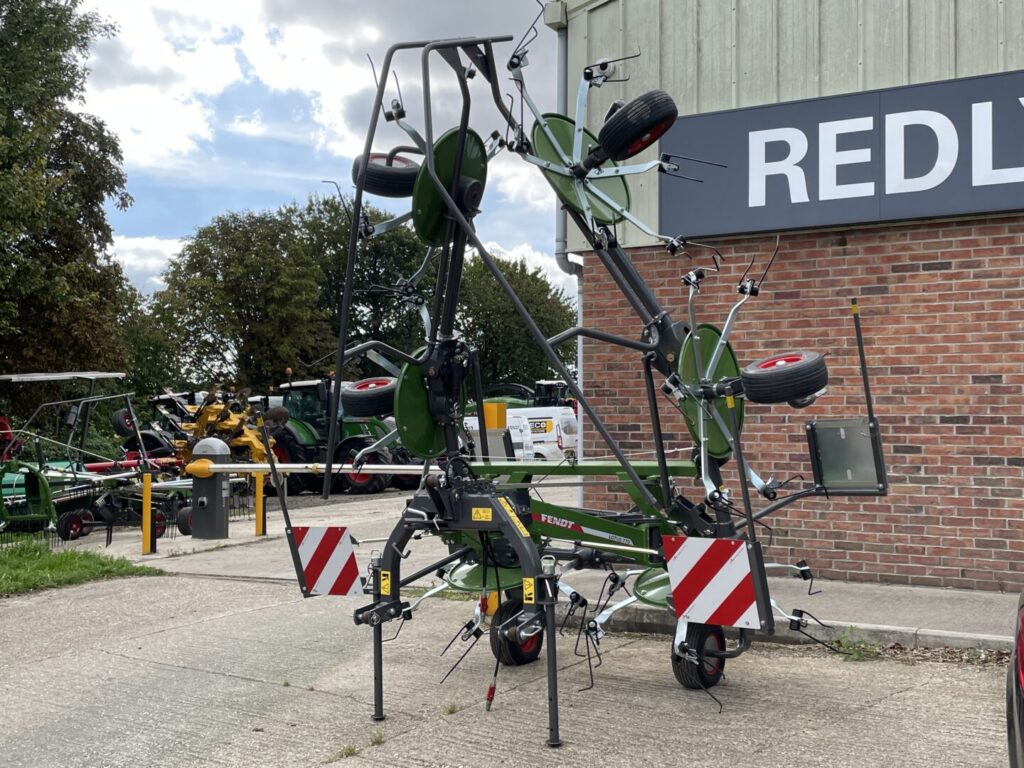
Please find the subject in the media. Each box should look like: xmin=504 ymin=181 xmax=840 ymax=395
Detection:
xmin=292 ymin=526 xmax=363 ymax=596
xmin=663 ymin=535 xmax=762 ymax=629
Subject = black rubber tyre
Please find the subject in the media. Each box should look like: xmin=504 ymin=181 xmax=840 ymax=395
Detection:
xmin=671 ymin=623 xmax=726 ymax=690
xmin=739 ymin=350 xmax=828 ymax=405
xmin=341 ymin=448 xmax=390 ymax=495
xmin=154 ymin=511 xmax=167 ymax=539
xmin=111 ymin=408 xmax=136 ymax=438
xmin=56 ymin=511 xmax=83 ymax=542
xmin=341 ymin=377 xmax=398 ymax=417
xmin=79 ymin=509 xmax=95 ymax=537
xmin=489 ymin=598 xmax=544 ymax=666
xmin=597 ymin=89 xmax=678 ymax=161
xmin=268 ymin=426 xmax=315 ymax=495
xmin=389 ymin=446 xmax=423 ymax=491
xmin=351 ymin=152 xmax=420 ymax=198
xmin=176 ymin=505 xmax=193 ymax=536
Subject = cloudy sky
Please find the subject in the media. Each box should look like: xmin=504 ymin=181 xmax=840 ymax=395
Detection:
xmin=81 ymin=0 xmax=574 ymax=295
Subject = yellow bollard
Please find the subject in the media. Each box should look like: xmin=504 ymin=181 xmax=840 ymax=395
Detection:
xmin=141 ymin=471 xmax=153 ymax=555
xmin=254 ymin=473 xmax=265 ymax=536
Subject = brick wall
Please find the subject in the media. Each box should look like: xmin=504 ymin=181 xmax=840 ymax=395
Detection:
xmin=580 ymin=214 xmax=1024 ymax=592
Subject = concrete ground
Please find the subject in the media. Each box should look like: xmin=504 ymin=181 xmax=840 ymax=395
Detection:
xmin=0 ymin=574 xmax=1008 ymax=768
xmin=0 ymin=485 xmax=1014 ymax=767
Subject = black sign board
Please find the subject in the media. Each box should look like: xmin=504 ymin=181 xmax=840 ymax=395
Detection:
xmin=659 ymin=69 xmax=1024 ymax=238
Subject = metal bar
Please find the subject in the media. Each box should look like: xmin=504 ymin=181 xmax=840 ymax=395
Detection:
xmin=254 ymin=473 xmax=265 ymax=536
xmin=725 ymin=393 xmax=756 ymax=542
xmin=471 ymin=349 xmax=490 ymax=463
xmin=547 ymin=325 xmax=657 ymax=353
xmin=705 ymin=292 xmax=751 ymax=377
xmin=186 ymin=462 xmax=443 ymax=475
xmin=141 ymin=471 xmax=154 ymax=555
xmin=851 ymin=298 xmax=876 ymax=424
xmin=642 ymin=356 xmax=673 ymax=509
xmin=399 ymin=546 xmax=474 ymax=588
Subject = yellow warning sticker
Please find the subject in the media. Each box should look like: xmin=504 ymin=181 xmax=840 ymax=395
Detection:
xmin=500 ymin=497 xmax=530 ymax=538
xmin=522 ymin=577 xmax=536 ymax=605
xmin=471 ymin=506 xmax=493 ymax=522
xmin=379 ymin=570 xmax=391 ymax=596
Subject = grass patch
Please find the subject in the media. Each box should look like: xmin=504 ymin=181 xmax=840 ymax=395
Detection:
xmin=0 ymin=540 xmax=158 ymax=596
xmin=327 ymin=745 xmax=359 ymax=761
xmin=834 ymin=628 xmax=882 ymax=661
xmin=443 ymin=702 xmax=460 ymax=715
xmin=369 ymin=729 xmax=384 ymax=746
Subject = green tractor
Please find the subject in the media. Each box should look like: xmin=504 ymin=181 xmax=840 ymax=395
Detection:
xmin=268 ymin=377 xmax=421 ymax=495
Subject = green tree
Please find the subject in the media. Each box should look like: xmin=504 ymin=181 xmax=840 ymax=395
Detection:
xmin=153 ymin=207 xmax=335 ymax=389
xmin=0 ymin=0 xmax=134 ymax=414
xmin=458 ymin=255 xmax=575 ymax=386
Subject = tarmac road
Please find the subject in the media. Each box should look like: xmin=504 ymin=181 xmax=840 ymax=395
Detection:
xmin=0 ymin=572 xmax=1008 ymax=768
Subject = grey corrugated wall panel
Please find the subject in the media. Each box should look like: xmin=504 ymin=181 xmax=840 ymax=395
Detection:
xmin=558 ymin=0 xmax=1024 ymax=240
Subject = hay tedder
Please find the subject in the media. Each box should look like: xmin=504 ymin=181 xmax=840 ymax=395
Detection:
xmin=187 ymin=26 xmax=888 ymax=747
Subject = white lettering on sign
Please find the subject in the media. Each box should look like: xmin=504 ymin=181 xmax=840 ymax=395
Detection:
xmin=748 ymin=127 xmax=809 ymax=207
xmin=819 ymin=116 xmax=874 ymax=200
xmin=746 ymin=97 xmax=1024 ymax=207
xmin=972 ymin=99 xmax=1024 ymax=186
xmin=885 ymin=110 xmax=958 ymax=194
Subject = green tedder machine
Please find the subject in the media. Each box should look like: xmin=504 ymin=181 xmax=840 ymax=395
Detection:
xmin=188 ymin=20 xmax=888 ymax=748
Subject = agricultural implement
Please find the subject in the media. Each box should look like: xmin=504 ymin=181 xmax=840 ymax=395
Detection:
xmin=188 ymin=26 xmax=888 ymax=747
xmin=0 ymin=373 xmax=189 ymax=543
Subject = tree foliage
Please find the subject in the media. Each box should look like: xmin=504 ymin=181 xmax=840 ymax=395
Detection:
xmin=0 ymin=0 xmax=135 ymax=415
xmin=458 ymin=255 xmax=576 ymax=386
xmin=153 ymin=195 xmax=575 ymax=391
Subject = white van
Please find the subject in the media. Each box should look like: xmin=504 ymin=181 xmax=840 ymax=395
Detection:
xmin=509 ymin=406 xmax=578 ymax=462
xmin=462 ymin=413 xmax=534 ymax=462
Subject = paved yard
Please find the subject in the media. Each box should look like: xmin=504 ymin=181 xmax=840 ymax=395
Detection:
xmin=0 ymin=572 xmax=1008 ymax=768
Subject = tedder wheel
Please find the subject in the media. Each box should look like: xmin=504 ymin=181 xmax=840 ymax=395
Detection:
xmin=269 ymin=441 xmax=308 ymax=496
xmin=739 ymin=350 xmax=828 ymax=405
xmin=176 ymin=505 xmax=193 ymax=536
xmin=351 ymin=152 xmax=420 ymax=198
xmin=57 ymin=511 xmax=83 ymax=541
xmin=389 ymin=447 xmax=423 ymax=491
xmin=79 ymin=510 xmax=95 ymax=537
xmin=342 ymin=449 xmax=389 ymax=495
xmin=489 ymin=597 xmax=544 ymax=666
xmin=110 ymin=408 xmax=136 ymax=438
xmin=597 ymin=89 xmax=678 ymax=161
xmin=154 ymin=511 xmax=167 ymax=539
xmin=671 ymin=623 xmax=726 ymax=690
xmin=341 ymin=377 xmax=398 ymax=417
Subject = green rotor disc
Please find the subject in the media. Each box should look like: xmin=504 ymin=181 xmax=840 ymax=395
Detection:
xmin=412 ymin=128 xmax=488 ymax=247
xmin=678 ymin=324 xmax=744 ymax=460
xmin=393 ymin=348 xmax=467 ymax=459
xmin=531 ymin=113 xmax=630 ymax=225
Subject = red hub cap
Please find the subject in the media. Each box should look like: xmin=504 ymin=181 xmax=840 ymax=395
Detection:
xmin=757 ymin=353 xmax=805 ymax=369
xmin=517 ymin=633 xmax=541 ymax=654
xmin=353 ymin=378 xmax=392 ymax=391
xmin=368 ymin=153 xmax=416 ymax=169
xmin=625 ymin=116 xmax=675 ymax=157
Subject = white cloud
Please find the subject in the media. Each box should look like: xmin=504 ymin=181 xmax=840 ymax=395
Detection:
xmin=110 ymin=235 xmax=183 ymax=289
xmin=487 ymin=155 xmax=557 ymax=214
xmin=479 ymin=241 xmax=579 ymax=301
xmin=227 ymin=110 xmax=267 ymax=137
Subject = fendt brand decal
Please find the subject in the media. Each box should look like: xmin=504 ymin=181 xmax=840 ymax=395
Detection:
xmin=538 ymin=513 xmax=632 ymax=545
xmin=661 ymin=69 xmax=1024 ymax=237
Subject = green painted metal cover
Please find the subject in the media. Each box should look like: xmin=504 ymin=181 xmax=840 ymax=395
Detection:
xmin=444 ymin=560 xmax=524 ymax=593
xmin=412 ymin=128 xmax=488 ymax=247
xmin=633 ymin=567 xmax=672 ymax=608
xmin=678 ymin=324 xmax=744 ymax=460
xmin=393 ymin=348 xmax=466 ymax=459
xmin=531 ymin=114 xmax=630 ymax=225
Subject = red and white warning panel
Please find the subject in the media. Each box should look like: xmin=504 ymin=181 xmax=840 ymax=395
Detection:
xmin=663 ymin=535 xmax=768 ymax=630
xmin=292 ymin=526 xmax=364 ymax=597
